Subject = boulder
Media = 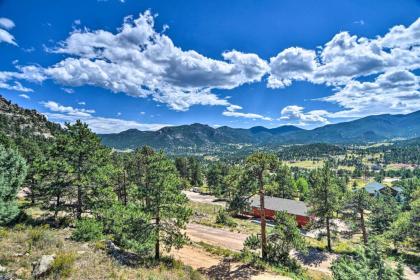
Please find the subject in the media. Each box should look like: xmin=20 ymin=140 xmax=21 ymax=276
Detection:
xmin=32 ymin=254 xmax=55 ymax=278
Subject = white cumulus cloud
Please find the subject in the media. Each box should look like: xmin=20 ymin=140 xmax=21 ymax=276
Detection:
xmin=280 ymin=105 xmax=330 ymax=125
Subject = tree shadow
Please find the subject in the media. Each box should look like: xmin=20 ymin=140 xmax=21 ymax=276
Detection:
xmin=199 ymin=258 xmax=262 ymax=280
xmin=294 ymin=248 xmax=329 ymax=267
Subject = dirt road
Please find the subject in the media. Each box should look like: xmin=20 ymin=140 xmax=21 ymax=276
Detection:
xmin=183 ymin=191 xmax=226 ymax=206
xmin=187 ymin=223 xmax=247 ymax=251
xmin=187 ymin=223 xmax=336 ymax=276
xmin=171 ymin=245 xmax=291 ymax=280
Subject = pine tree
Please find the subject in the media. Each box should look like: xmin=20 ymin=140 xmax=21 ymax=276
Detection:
xmin=0 ymin=144 xmax=27 ymax=225
xmin=41 ymin=121 xmax=113 ymax=219
xmin=65 ymin=121 xmax=112 ymax=219
xmin=137 ymin=151 xmax=191 ymax=259
xmin=308 ymin=162 xmax=343 ymax=252
xmin=342 ymin=188 xmax=372 ymax=245
xmin=273 ymin=163 xmax=296 ymax=199
xmin=245 ymin=152 xmax=278 ymax=260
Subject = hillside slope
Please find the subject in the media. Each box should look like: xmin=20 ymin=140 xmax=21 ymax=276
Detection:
xmin=0 ymin=96 xmax=61 ymax=139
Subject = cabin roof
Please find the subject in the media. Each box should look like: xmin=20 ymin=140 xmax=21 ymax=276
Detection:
xmin=364 ymin=181 xmax=385 ymax=194
xmin=249 ymin=195 xmax=309 ymax=217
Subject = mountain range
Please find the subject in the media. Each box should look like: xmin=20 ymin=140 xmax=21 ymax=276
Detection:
xmin=99 ymin=110 xmax=420 ymax=150
xmin=1 ymin=95 xmax=419 ymax=152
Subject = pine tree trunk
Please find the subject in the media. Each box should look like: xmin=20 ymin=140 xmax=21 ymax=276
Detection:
xmin=360 ymin=209 xmax=368 ymax=245
xmin=77 ymin=185 xmax=82 ymax=219
xmin=31 ymin=178 xmax=35 ymax=204
xmin=123 ymin=170 xmax=127 ymax=206
xmin=155 ymin=215 xmax=160 ymax=260
xmin=326 ymin=217 xmax=332 ymax=252
xmin=259 ymin=172 xmax=267 ymax=260
xmin=54 ymin=192 xmax=61 ymax=219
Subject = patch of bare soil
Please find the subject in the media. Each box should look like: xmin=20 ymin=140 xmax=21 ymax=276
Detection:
xmin=171 ymin=246 xmax=291 ymax=280
xmin=187 ymin=223 xmax=247 ymax=252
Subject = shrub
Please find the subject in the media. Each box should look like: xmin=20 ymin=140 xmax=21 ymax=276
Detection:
xmin=215 ymin=209 xmax=237 ymax=227
xmin=244 ymin=234 xmax=260 ymax=250
xmin=72 ymin=218 xmax=103 ymax=242
xmin=27 ymin=225 xmax=55 ymax=250
xmin=50 ymin=252 xmax=77 ymax=278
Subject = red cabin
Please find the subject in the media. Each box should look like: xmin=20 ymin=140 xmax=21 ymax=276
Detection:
xmin=246 ymin=195 xmax=311 ymax=227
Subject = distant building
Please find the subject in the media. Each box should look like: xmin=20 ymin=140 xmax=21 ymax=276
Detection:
xmin=364 ymin=181 xmax=404 ymax=199
xmin=246 ymin=195 xmax=311 ymax=227
xmin=364 ymin=181 xmax=386 ymax=195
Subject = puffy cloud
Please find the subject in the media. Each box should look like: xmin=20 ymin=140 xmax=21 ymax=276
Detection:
xmin=268 ymin=18 xmax=420 ymax=88
xmin=38 ymin=11 xmax=266 ymax=111
xmin=268 ymin=47 xmax=317 ymax=88
xmin=280 ymin=105 xmax=329 ymax=125
xmin=41 ymin=101 xmax=95 ymax=117
xmin=0 ymin=29 xmax=17 ymax=45
xmin=379 ymin=18 xmax=420 ymax=49
xmin=42 ymin=100 xmax=170 ymax=133
xmin=222 ymin=104 xmax=272 ymax=121
xmin=324 ymin=69 xmax=420 ymax=118
xmin=0 ymin=17 xmax=17 ymax=45
xmin=0 ymin=18 xmax=15 ymax=29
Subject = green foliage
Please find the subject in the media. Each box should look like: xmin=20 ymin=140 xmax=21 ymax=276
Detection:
xmin=342 ymin=188 xmax=372 ymax=244
xmin=206 ymin=162 xmax=229 ymax=196
xmin=244 ymin=234 xmax=261 ymax=250
xmin=308 ymin=162 xmax=343 ymax=251
xmin=50 ymin=252 xmax=77 ymax=278
xmin=40 ymin=121 xmax=114 ymax=220
xmin=72 ymin=218 xmax=104 ymax=242
xmin=331 ymin=241 xmax=406 ymax=280
xmin=101 ymin=202 xmax=153 ymax=255
xmin=215 ymin=209 xmax=237 ymax=227
xmin=368 ymin=194 xmax=400 ymax=235
xmin=266 ymin=211 xmax=307 ymax=264
xmin=296 ymin=177 xmax=309 ymax=201
xmin=136 ymin=151 xmax=192 ymax=259
xmin=0 ymin=144 xmax=27 ymax=225
xmin=271 ymin=163 xmax=296 ymax=199
xmin=387 ymin=187 xmax=420 ymax=251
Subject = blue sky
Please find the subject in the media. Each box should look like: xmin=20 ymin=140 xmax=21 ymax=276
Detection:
xmin=0 ymin=0 xmax=419 ymax=133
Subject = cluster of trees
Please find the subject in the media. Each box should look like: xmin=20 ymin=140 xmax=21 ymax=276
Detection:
xmin=175 ymin=156 xmax=204 ymax=188
xmin=205 ymin=151 xmax=417 ymax=279
xmin=1 ymin=118 xmax=418 ymax=278
xmin=0 ymin=121 xmax=191 ymax=260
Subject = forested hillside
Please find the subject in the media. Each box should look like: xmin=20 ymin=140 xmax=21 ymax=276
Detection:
xmin=0 ymin=96 xmax=61 ymax=140
xmin=99 ymin=110 xmax=420 ymax=152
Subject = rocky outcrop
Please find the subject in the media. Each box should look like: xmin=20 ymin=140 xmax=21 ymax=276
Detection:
xmin=32 ymin=254 xmax=55 ymax=278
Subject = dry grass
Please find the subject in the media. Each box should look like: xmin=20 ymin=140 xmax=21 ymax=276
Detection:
xmin=285 ymin=160 xmax=324 ymax=170
xmin=0 ymin=205 xmax=206 ymax=280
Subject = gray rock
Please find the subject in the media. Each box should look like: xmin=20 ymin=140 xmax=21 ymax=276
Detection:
xmin=32 ymin=254 xmax=55 ymax=278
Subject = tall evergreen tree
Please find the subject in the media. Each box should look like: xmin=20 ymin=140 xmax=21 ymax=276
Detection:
xmin=245 ymin=152 xmax=278 ymax=260
xmin=308 ymin=162 xmax=343 ymax=252
xmin=342 ymin=188 xmax=372 ymax=245
xmin=0 ymin=144 xmax=27 ymax=225
xmin=368 ymin=192 xmax=400 ymax=236
xmin=273 ymin=163 xmax=296 ymax=199
xmin=137 ymin=151 xmax=191 ymax=260
xmin=65 ymin=121 xmax=112 ymax=219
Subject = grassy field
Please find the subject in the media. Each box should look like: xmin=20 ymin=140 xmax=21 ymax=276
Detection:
xmin=285 ymin=160 xmax=324 ymax=169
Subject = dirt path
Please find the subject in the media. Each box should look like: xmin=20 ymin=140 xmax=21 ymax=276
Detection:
xmin=187 ymin=223 xmax=247 ymax=251
xmin=187 ymin=223 xmax=336 ymax=276
xmin=183 ymin=191 xmax=226 ymax=206
xmin=171 ymin=245 xmax=291 ymax=280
